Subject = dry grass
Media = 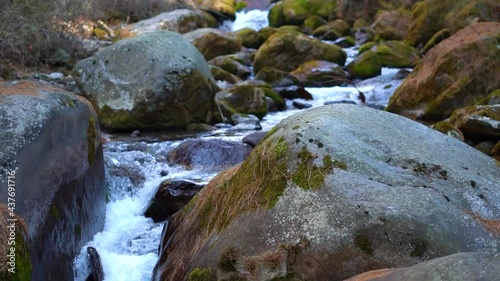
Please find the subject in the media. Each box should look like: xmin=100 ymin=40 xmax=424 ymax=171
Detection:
xmin=241 ymin=248 xmax=287 ymax=278
xmin=0 ymin=204 xmax=29 ymax=273
xmin=464 ymin=210 xmax=500 ymax=235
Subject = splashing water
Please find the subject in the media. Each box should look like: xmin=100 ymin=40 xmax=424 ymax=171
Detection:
xmin=223 ymin=9 xmax=269 ymax=31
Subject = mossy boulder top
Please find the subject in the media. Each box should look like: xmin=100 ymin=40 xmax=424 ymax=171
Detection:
xmin=153 ymin=104 xmax=500 ymax=281
xmin=282 ymin=0 xmax=337 ymax=25
xmin=74 ymin=31 xmax=219 ymax=131
xmin=336 ymin=0 xmax=419 ymax=24
xmin=194 ymin=0 xmax=236 ymax=20
xmin=387 ymin=22 xmax=500 ymax=121
xmin=253 ymin=30 xmax=346 ymax=73
xmin=129 ymin=9 xmax=216 ymax=35
xmin=372 ymin=10 xmax=412 ymax=40
xmin=183 ymin=28 xmax=242 ymax=61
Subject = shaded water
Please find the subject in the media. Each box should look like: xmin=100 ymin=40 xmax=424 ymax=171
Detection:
xmin=73 ymin=10 xmax=407 ymax=281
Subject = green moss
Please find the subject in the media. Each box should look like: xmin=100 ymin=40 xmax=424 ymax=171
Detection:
xmin=187 ymin=268 xmax=216 ymax=281
xmin=358 ymin=42 xmax=375 ymax=54
xmin=263 ymin=88 xmax=286 ymax=110
xmin=87 ymin=116 xmax=97 ymax=166
xmin=268 ymin=2 xmax=286 ymax=28
xmin=354 ymin=234 xmax=373 ymax=255
xmin=291 ymin=147 xmax=338 ymax=190
xmin=234 ymin=1 xmax=247 ymax=12
xmin=347 ymin=50 xmax=382 ymax=79
xmin=49 ymin=203 xmax=60 ymax=220
xmin=410 ymin=238 xmax=428 ymax=258
xmin=58 ymin=95 xmax=76 ymax=107
xmin=218 ymin=247 xmax=240 ymax=272
xmin=0 ymin=232 xmax=32 ymax=281
xmin=423 ymin=28 xmax=450 ymax=54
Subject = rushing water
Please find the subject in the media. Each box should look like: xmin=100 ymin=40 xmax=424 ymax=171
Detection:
xmin=73 ymin=9 xmax=408 ymax=281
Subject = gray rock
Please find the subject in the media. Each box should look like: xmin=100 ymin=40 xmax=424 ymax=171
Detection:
xmin=153 ymin=104 xmax=500 ymax=281
xmin=242 ymin=131 xmax=269 ymax=147
xmin=346 ymin=252 xmax=500 ymax=281
xmin=0 ymin=80 xmax=105 ymax=281
xmin=74 ymin=31 xmax=219 ymax=131
xmin=130 ymin=9 xmax=213 ymax=35
xmin=167 ymin=139 xmax=252 ymax=170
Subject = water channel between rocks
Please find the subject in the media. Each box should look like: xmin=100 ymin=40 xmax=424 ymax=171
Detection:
xmin=73 ymin=9 xmax=408 ymax=281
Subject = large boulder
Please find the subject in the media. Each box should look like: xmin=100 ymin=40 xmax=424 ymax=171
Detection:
xmin=405 ymin=0 xmax=500 ymax=47
xmin=253 ymin=30 xmax=346 ymax=73
xmin=0 ymin=81 xmax=105 ymax=281
xmin=167 ymin=139 xmax=253 ymax=170
xmin=129 ymin=9 xmax=216 ymax=35
xmin=336 ymin=0 xmax=419 ymax=24
xmin=290 ymin=60 xmax=347 ymax=87
xmin=183 ymin=28 xmax=242 ymax=61
xmin=346 ymin=252 xmax=500 ymax=281
xmin=215 ymin=82 xmax=272 ymax=119
xmin=152 ymin=104 xmax=500 ymax=281
xmin=74 ymin=31 xmax=219 ymax=131
xmin=372 ymin=10 xmax=412 ymax=40
xmin=282 ymin=0 xmax=337 ymax=25
xmin=446 ymin=104 xmax=500 ymax=143
xmin=386 ymin=22 xmax=500 ymax=121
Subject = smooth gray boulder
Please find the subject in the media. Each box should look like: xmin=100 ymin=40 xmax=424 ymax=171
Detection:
xmin=153 ymin=104 xmax=500 ymax=281
xmin=0 ymin=80 xmax=105 ymax=281
xmin=74 ymin=31 xmax=219 ymax=131
xmin=129 ymin=9 xmax=215 ymax=35
xmin=346 ymin=252 xmax=500 ymax=281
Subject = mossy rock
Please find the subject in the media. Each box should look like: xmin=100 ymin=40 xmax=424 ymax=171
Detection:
xmin=347 ymin=50 xmax=382 ymax=79
xmin=431 ymin=120 xmax=464 ymax=141
xmin=188 ymin=268 xmax=216 ymax=281
xmin=269 ymin=2 xmax=286 ymax=28
xmin=312 ymin=25 xmax=342 ymax=40
xmin=215 ymin=83 xmax=269 ymax=119
xmin=209 ymin=65 xmax=242 ymax=84
xmin=183 ymin=28 xmax=242 ymax=61
xmin=329 ymin=19 xmax=351 ymax=36
xmin=278 ymin=25 xmax=304 ymax=33
xmin=254 ymin=30 xmax=347 ymax=73
xmin=282 ymin=0 xmax=337 ymax=25
xmin=236 ymin=28 xmax=261 ymax=49
xmin=475 ymin=89 xmax=500 ymax=106
xmin=492 ymin=140 xmax=500 ymax=160
xmin=422 ymin=28 xmax=450 ymax=54
xmin=404 ymin=0 xmax=496 ymax=47
xmin=254 ymin=67 xmax=300 ymax=87
xmin=447 ymin=105 xmax=500 ymax=142
xmin=303 ymin=15 xmax=328 ymax=32
xmin=358 ymin=42 xmax=375 ymax=54
xmin=335 ymin=36 xmax=355 ymax=48
xmin=372 ymin=10 xmax=412 ymax=41
xmin=209 ymin=56 xmax=251 ymax=79
xmin=290 ymin=60 xmax=347 ymax=87
xmin=387 ymin=22 xmax=500 ymax=121
xmin=374 ymin=41 xmax=421 ymax=68
xmin=194 ymin=0 xmax=236 ymax=21
xmin=257 ymin=27 xmax=279 ymax=45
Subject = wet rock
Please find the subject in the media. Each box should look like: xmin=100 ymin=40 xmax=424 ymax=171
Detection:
xmin=196 ymin=0 xmax=237 ymax=21
xmin=346 ymin=252 xmax=500 ymax=281
xmin=144 ymin=180 xmax=205 ymax=222
xmin=274 ymin=85 xmax=313 ymax=100
xmin=208 ymin=56 xmax=251 ymax=79
xmin=74 ymin=31 xmax=218 ymax=131
xmin=230 ymin=113 xmax=262 ymax=131
xmin=303 ymin=15 xmax=328 ymax=33
xmin=474 ymin=141 xmax=496 ymax=156
xmin=290 ymin=60 xmax=347 ymax=87
xmin=393 ymin=69 xmax=411 ymax=80
xmin=153 ymin=104 xmax=500 ymax=281
xmin=0 ymin=81 xmax=105 ymax=281
xmin=257 ymin=26 xmax=278 ymax=44
xmin=254 ymin=67 xmax=300 ymax=88
xmin=372 ymin=10 xmax=411 ymax=41
xmin=292 ymin=100 xmax=312 ymax=109
xmin=209 ymin=65 xmax=242 ymax=84
xmin=373 ymin=41 xmax=421 ymax=68
xmin=129 ymin=9 xmax=215 ymax=35
xmin=167 ymin=139 xmax=252 ymax=170
xmin=336 ymin=0 xmax=418 ymax=24
xmin=186 ymin=123 xmax=217 ymax=132
xmin=387 ymin=22 xmax=500 ymax=121
xmin=183 ymin=28 xmax=242 ymax=61
xmin=476 ymin=89 xmax=500 ymax=106
xmin=242 ymin=131 xmax=268 ymax=147
xmin=334 ymin=35 xmax=355 ymax=48
xmin=235 ymin=27 xmax=261 ymax=49
xmin=347 ymin=50 xmax=382 ymax=79
xmin=447 ymin=105 xmax=500 ymax=143
xmin=253 ymin=30 xmax=346 ymax=73
xmin=312 ymin=24 xmax=342 ymax=40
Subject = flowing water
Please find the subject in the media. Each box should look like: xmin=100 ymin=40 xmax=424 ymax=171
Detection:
xmin=73 ymin=10 xmax=408 ymax=281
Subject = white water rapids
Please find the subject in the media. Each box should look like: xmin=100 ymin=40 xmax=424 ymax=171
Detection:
xmin=73 ymin=9 xmax=407 ymax=281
